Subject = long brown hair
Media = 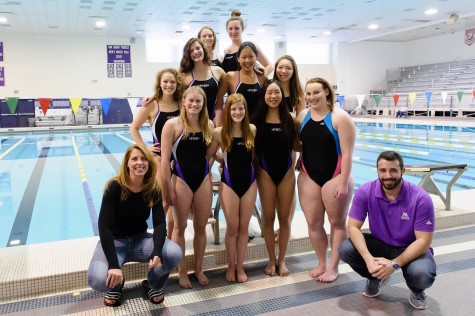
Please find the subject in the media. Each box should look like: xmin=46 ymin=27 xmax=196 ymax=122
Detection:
xmin=179 ymin=38 xmax=211 ymax=74
xmin=273 ymin=55 xmax=304 ymax=112
xmin=179 ymin=86 xmax=212 ymax=144
xmin=153 ymin=68 xmax=183 ymax=104
xmin=221 ymin=93 xmax=254 ymax=152
xmin=305 ymin=77 xmax=335 ymax=111
xmin=105 ymin=144 xmax=160 ymax=207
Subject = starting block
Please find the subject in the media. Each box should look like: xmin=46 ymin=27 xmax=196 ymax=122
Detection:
xmin=405 ymin=164 xmax=468 ymax=210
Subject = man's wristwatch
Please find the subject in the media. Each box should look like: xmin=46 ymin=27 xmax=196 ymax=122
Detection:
xmin=392 ymin=260 xmax=400 ymax=270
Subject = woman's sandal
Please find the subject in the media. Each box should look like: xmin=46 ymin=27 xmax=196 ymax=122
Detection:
xmin=104 ymin=279 xmax=125 ymax=307
xmin=142 ymin=280 xmax=165 ymax=304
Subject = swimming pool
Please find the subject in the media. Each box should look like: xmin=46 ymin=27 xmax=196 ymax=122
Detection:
xmin=1 ymin=122 xmax=474 ymax=247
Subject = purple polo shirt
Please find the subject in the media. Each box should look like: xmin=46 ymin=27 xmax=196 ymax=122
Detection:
xmin=349 ymin=179 xmax=435 ymax=248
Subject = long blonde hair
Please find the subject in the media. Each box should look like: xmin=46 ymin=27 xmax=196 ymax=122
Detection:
xmin=179 ymin=86 xmax=212 ymax=144
xmin=105 ymin=143 xmax=160 ymax=207
xmin=221 ymin=93 xmax=254 ymax=152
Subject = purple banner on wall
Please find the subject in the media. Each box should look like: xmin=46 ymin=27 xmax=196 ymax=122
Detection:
xmin=0 ymin=67 xmax=4 ymax=86
xmin=107 ymin=45 xmax=132 ymax=78
xmin=107 ymin=45 xmax=131 ymax=63
xmin=0 ymin=42 xmax=3 ymax=62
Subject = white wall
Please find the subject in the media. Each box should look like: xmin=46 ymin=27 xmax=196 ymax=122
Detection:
xmin=332 ymin=41 xmax=404 ymax=96
xmin=0 ymin=31 xmax=472 ymax=99
xmin=0 ymin=34 xmax=169 ymax=98
xmin=402 ymin=30 xmax=473 ymax=66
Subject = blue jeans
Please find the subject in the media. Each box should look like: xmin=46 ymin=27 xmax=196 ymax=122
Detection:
xmin=87 ymin=232 xmax=182 ymax=293
xmin=338 ymin=234 xmax=436 ymax=293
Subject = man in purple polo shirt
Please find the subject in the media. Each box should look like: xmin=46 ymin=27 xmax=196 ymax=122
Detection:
xmin=338 ymin=151 xmax=436 ymax=310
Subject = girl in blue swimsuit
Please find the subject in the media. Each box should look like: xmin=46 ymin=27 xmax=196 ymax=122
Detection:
xmin=160 ymin=86 xmax=214 ymax=289
xmin=208 ymin=93 xmax=257 ymax=283
xmin=130 ymin=68 xmax=183 ymax=239
xmin=253 ymin=79 xmax=298 ymax=277
xmin=296 ymin=77 xmax=355 ymax=283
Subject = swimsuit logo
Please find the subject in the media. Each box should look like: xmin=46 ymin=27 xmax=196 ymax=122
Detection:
xmin=247 ymin=89 xmax=258 ymax=93
xmin=166 ymin=116 xmax=175 ymax=120
xmin=400 ymin=212 xmax=410 ymax=221
xmin=426 ymin=220 xmax=432 ymax=225
xmin=237 ymin=141 xmax=245 ymax=146
xmin=198 ymin=84 xmax=210 ymax=88
xmin=225 ymin=56 xmax=233 ymax=59
xmin=188 ymin=136 xmax=200 ymax=141
xmin=271 ymin=127 xmax=282 ymax=132
xmin=320 ymin=122 xmax=325 ymax=125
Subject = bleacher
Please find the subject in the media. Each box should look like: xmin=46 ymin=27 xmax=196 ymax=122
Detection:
xmin=382 ymin=59 xmax=475 ymax=117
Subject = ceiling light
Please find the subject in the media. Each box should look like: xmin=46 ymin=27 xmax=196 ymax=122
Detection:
xmin=182 ymin=24 xmax=191 ymax=30
xmin=368 ymin=24 xmax=379 ymax=30
xmin=0 ymin=17 xmax=8 ymax=24
xmin=257 ymin=28 xmax=266 ymax=33
xmin=95 ymin=20 xmax=106 ymax=28
xmin=323 ymin=31 xmax=332 ymax=36
xmin=272 ymin=36 xmax=282 ymax=40
xmin=425 ymin=8 xmax=438 ymax=15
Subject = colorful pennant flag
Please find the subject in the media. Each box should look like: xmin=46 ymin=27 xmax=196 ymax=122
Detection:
xmin=337 ymin=95 xmax=345 ymax=108
xmin=38 ymin=98 xmax=52 ymax=116
xmin=441 ymin=91 xmax=448 ymax=105
xmin=6 ymin=97 xmax=19 ymax=114
xmin=70 ymin=98 xmax=83 ymax=115
xmin=356 ymin=95 xmax=365 ymax=107
xmin=392 ymin=94 xmax=400 ymax=106
xmin=99 ymin=98 xmax=112 ymax=115
xmin=457 ymin=91 xmax=464 ymax=103
xmin=408 ymin=92 xmax=416 ymax=105
xmin=425 ymin=91 xmax=432 ymax=105
xmin=373 ymin=95 xmax=382 ymax=107
xmin=127 ymin=97 xmax=139 ymax=117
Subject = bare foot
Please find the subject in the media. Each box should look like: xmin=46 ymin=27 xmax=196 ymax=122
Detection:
xmin=196 ymin=271 xmax=209 ymax=286
xmin=236 ymin=268 xmax=248 ymax=283
xmin=225 ymin=266 xmax=236 ymax=282
xmin=309 ymin=265 xmax=326 ymax=279
xmin=278 ymin=261 xmax=290 ymax=277
xmin=264 ymin=262 xmax=276 ymax=276
xmin=316 ymin=270 xmax=339 ymax=283
xmin=179 ymin=273 xmax=192 ymax=289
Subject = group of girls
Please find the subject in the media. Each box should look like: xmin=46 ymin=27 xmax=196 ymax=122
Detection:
xmin=89 ymin=7 xmax=356 ymax=308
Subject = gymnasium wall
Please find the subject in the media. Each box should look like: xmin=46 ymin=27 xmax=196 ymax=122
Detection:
xmin=0 ymin=30 xmax=471 ymax=98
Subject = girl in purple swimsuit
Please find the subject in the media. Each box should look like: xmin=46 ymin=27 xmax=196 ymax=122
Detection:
xmin=160 ymin=86 xmax=214 ymax=289
xmin=208 ymin=93 xmax=257 ymax=283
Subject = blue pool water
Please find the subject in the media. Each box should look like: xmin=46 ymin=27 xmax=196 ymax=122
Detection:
xmin=0 ymin=122 xmax=474 ymax=247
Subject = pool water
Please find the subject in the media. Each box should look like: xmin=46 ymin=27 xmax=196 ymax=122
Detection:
xmin=0 ymin=122 xmax=474 ymax=247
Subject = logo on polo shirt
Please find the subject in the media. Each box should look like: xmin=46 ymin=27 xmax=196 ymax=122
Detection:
xmin=400 ymin=212 xmax=410 ymax=220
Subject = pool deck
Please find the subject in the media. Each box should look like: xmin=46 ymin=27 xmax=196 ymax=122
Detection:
xmin=1 ymin=116 xmax=474 ymax=315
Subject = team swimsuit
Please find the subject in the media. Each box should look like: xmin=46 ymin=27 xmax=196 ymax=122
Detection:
xmin=221 ymin=137 xmax=255 ymax=198
xmin=300 ymin=111 xmax=342 ymax=187
xmin=189 ymin=68 xmax=219 ymax=120
xmin=234 ymin=71 xmax=262 ymax=120
xmin=221 ymin=52 xmax=238 ymax=72
xmin=257 ymin=123 xmax=293 ymax=185
xmin=172 ymin=131 xmax=209 ymax=192
xmin=151 ymin=106 xmax=180 ymax=156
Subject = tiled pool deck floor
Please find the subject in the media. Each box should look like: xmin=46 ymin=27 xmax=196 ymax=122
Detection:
xmin=0 ymin=188 xmax=474 ymax=316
